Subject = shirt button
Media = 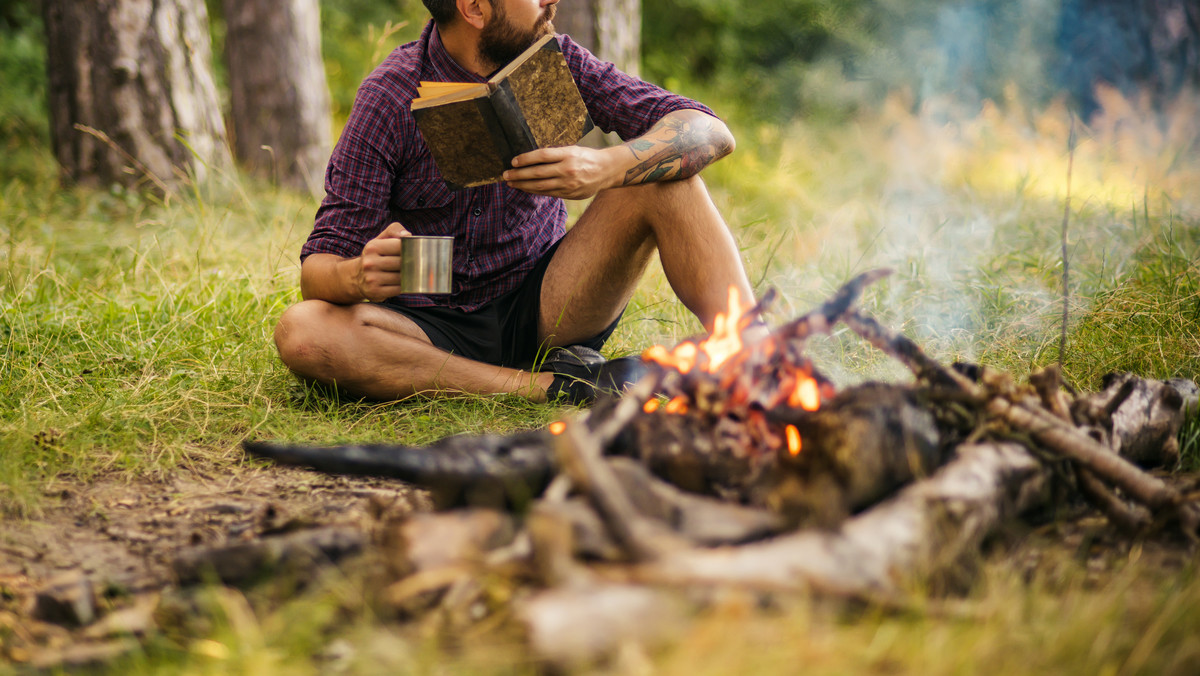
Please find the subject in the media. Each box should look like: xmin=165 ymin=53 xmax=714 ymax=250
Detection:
xmin=416 ymin=197 xmax=426 ymax=207
xmin=472 ymin=207 xmax=482 ymax=216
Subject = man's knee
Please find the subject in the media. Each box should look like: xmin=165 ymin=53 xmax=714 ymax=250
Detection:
xmin=274 ymin=300 xmax=339 ymax=377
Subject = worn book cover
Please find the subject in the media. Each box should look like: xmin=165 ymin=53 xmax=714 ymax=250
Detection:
xmin=412 ymin=34 xmax=595 ymax=190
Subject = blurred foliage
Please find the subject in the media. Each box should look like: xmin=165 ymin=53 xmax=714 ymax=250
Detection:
xmin=642 ymin=0 xmax=1063 ymax=122
xmin=318 ymin=0 xmax=428 ymax=124
xmin=0 ymin=0 xmax=1084 ymax=136
xmin=0 ymin=0 xmax=48 ymax=185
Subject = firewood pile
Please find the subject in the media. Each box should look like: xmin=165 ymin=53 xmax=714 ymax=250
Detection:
xmin=243 ymin=270 xmax=1199 ymax=667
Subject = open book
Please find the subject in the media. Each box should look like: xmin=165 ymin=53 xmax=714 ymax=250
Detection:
xmin=412 ymin=34 xmax=595 ymax=190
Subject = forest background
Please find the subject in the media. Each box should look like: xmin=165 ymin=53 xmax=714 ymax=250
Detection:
xmin=2 ymin=0 xmax=1200 ymax=673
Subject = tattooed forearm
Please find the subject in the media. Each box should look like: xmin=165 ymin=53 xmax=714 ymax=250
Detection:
xmin=621 ymin=113 xmax=734 ymax=185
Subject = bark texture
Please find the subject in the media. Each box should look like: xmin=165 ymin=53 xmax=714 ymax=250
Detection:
xmin=640 ymin=442 xmax=1049 ymax=596
xmin=221 ymin=0 xmax=331 ymax=196
xmin=554 ymin=0 xmax=641 ymax=76
xmin=42 ymin=0 xmax=229 ymax=192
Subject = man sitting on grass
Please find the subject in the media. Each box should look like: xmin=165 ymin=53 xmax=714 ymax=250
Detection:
xmin=273 ymin=0 xmax=757 ymax=405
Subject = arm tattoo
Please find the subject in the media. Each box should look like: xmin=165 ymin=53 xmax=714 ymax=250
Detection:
xmin=622 ymin=115 xmax=732 ymax=185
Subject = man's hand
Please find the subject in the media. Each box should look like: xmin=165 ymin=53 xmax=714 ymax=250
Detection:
xmin=503 ymin=145 xmax=621 ymax=200
xmin=353 ymin=222 xmax=412 ymax=302
xmin=501 ymin=111 xmax=735 ymax=199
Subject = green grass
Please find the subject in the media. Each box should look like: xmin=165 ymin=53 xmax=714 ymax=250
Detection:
xmin=0 ymin=165 xmax=563 ymax=514
xmin=1 ymin=58 xmax=1197 ymax=521
xmin=3 ymin=12 xmax=1200 ymax=673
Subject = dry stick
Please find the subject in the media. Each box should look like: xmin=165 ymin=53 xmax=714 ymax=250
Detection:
xmin=1059 ymin=115 xmax=1076 ymax=369
xmin=773 ymin=268 xmax=894 ymax=343
xmin=1076 ymin=468 xmax=1153 ymax=533
xmin=842 ymin=310 xmax=1199 ymax=536
xmin=1029 ymin=367 xmax=1151 ymax=531
xmin=841 ymin=311 xmax=976 ymax=393
xmin=553 ymin=378 xmax=671 ymax=562
xmin=985 ymin=398 xmax=1182 ymax=512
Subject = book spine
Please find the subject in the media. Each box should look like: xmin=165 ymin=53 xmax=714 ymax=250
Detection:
xmin=490 ymin=81 xmax=538 ymax=161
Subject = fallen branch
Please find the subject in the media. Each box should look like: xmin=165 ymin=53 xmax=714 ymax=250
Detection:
xmin=842 ymin=309 xmax=1200 ymax=537
xmin=635 ymin=442 xmax=1048 ymax=597
xmin=553 ymin=379 xmax=678 ymax=562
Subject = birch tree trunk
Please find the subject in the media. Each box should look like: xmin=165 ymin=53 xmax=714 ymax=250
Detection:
xmin=221 ymin=0 xmax=331 ymax=196
xmin=555 ymin=0 xmax=640 ymax=76
xmin=42 ymin=0 xmax=229 ymax=193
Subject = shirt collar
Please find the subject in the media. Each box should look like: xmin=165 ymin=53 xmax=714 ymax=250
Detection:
xmin=424 ymin=20 xmax=487 ymax=83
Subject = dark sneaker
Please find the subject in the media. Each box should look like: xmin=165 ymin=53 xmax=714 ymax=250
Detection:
xmin=543 ymin=346 xmax=648 ymax=406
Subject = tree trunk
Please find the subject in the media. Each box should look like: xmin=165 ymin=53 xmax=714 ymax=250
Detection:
xmin=42 ymin=0 xmax=229 ymax=193
xmin=555 ymin=0 xmax=640 ymax=76
xmin=221 ymin=0 xmax=331 ymax=196
xmin=555 ymin=0 xmax=640 ymax=146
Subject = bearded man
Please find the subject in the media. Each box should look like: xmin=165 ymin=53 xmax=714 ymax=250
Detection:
xmin=274 ymin=0 xmax=758 ymax=405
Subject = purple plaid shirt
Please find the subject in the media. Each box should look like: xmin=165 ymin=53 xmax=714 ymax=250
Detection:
xmin=301 ymin=21 xmax=716 ymax=311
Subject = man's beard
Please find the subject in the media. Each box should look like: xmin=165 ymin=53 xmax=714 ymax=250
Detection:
xmin=478 ymin=3 xmax=555 ymax=71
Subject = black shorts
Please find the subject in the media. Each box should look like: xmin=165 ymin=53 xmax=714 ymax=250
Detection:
xmin=380 ymin=240 xmax=621 ymax=369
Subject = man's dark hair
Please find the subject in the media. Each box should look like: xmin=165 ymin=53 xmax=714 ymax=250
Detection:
xmin=422 ymin=0 xmax=460 ymax=25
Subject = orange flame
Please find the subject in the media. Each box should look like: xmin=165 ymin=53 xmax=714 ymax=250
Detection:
xmin=643 ymin=287 xmax=749 ymax=375
xmin=665 ymin=396 xmax=689 ymax=414
xmin=785 ymin=425 xmax=802 ymax=455
xmin=549 ymin=421 xmax=567 ymax=436
xmin=789 ymin=376 xmax=821 ymax=411
xmin=643 ymin=399 xmax=661 ymax=414
xmin=697 ymin=287 xmax=747 ymax=371
xmin=642 ymin=342 xmax=698 ymax=374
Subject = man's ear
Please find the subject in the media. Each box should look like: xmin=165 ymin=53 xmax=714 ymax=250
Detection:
xmin=455 ymin=0 xmax=489 ymax=30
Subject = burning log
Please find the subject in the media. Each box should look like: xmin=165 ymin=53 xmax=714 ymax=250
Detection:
xmin=760 ymin=382 xmax=949 ymax=528
xmin=239 ymin=267 xmax=1198 ymax=667
xmin=244 ymin=270 xmax=895 ymax=512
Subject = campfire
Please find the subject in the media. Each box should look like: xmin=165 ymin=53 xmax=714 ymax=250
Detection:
xmin=238 ymin=270 xmax=1198 ymax=666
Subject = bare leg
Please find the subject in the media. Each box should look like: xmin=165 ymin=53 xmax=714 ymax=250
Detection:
xmin=275 ymin=177 xmax=751 ymax=402
xmin=274 ymin=300 xmax=555 ymax=401
xmin=539 ymin=175 xmax=753 ymax=346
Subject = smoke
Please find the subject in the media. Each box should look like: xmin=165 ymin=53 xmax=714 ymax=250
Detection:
xmin=767 ymin=0 xmax=1200 ymax=381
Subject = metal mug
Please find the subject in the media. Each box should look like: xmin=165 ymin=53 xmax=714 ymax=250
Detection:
xmin=399 ymin=236 xmax=453 ymax=294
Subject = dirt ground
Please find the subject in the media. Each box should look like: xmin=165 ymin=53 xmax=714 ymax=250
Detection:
xmin=1 ymin=457 xmax=1196 ymax=671
xmin=0 ymin=457 xmax=430 ymax=669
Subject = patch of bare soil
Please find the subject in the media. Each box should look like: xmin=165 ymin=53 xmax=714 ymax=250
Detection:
xmin=0 ymin=458 xmax=429 ymax=669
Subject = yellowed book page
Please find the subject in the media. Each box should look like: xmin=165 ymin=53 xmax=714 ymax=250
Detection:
xmin=412 ymin=82 xmax=488 ymax=108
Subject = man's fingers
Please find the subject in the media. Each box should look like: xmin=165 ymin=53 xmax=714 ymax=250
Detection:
xmin=511 ymin=147 xmax=566 ymax=167
xmin=366 ymin=236 xmax=405 ymax=258
xmin=380 ymin=222 xmax=412 ymax=238
xmin=367 ymin=255 xmax=404 ymax=272
xmin=503 ymin=161 xmax=563 ymax=182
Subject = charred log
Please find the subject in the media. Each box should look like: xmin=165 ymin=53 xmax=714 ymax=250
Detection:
xmin=243 ymin=430 xmax=557 ymax=510
xmin=761 ymin=382 xmax=948 ymax=528
xmin=609 ymin=411 xmax=761 ymax=497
